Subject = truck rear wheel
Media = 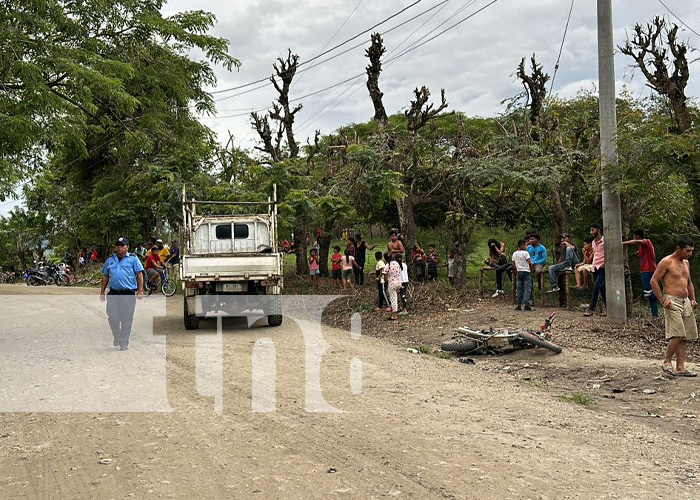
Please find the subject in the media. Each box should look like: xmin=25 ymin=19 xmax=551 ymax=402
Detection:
xmin=267 ymin=296 xmax=282 ymax=327
xmin=184 ymin=298 xmax=200 ymax=330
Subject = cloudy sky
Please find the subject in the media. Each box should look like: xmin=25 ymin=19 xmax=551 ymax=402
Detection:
xmin=1 ymin=0 xmax=699 ymax=217
xmin=166 ymin=0 xmax=700 ymax=150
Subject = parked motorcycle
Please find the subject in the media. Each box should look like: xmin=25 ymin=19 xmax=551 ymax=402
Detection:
xmin=25 ymin=262 xmax=63 ymax=286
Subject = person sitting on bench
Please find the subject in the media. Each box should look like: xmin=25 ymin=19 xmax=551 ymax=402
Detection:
xmin=547 ymin=233 xmax=579 ymax=293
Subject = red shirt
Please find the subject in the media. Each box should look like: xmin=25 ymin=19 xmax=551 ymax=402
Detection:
xmin=331 ymin=252 xmax=342 ymax=271
xmin=144 ymin=254 xmax=160 ymax=270
xmin=637 ymin=239 xmax=657 ymax=273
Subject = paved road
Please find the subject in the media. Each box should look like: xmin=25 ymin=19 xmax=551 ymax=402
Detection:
xmin=0 ymin=285 xmax=696 ymax=499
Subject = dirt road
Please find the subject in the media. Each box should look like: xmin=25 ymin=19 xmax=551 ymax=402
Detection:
xmin=0 ymin=285 xmax=698 ymax=499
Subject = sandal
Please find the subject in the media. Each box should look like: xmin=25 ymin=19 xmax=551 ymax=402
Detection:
xmin=662 ymin=365 xmax=677 ymax=376
xmin=583 ymin=311 xmax=593 ymax=317
xmin=676 ymin=369 xmax=698 ymax=378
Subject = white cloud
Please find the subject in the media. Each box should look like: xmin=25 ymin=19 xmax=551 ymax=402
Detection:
xmin=165 ymin=0 xmax=700 ymax=150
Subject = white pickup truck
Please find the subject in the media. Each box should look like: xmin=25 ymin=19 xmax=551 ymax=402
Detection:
xmin=180 ymin=187 xmax=283 ymax=329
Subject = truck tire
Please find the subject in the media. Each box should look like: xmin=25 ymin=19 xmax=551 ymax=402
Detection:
xmin=267 ymin=296 xmax=282 ymax=327
xmin=183 ymin=298 xmax=200 ymax=330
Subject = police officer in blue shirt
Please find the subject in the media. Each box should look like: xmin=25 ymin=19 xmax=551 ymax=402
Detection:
xmin=100 ymin=237 xmax=144 ymax=351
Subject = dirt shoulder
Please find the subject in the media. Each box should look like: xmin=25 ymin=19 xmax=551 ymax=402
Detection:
xmin=1 ymin=284 xmax=699 ymax=499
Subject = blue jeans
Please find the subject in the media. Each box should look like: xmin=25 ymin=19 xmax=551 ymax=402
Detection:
xmin=516 ymin=271 xmax=532 ymax=306
xmin=640 ymin=271 xmax=659 ymax=317
xmin=548 ymin=248 xmax=575 ymax=288
xmin=588 ymin=268 xmax=606 ymax=312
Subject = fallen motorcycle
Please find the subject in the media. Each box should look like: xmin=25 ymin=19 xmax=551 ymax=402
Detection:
xmin=441 ymin=311 xmax=562 ymax=355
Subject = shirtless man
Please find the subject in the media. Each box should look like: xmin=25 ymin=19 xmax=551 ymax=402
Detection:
xmin=387 ymin=232 xmax=405 ymax=258
xmin=650 ymin=236 xmax=698 ymax=377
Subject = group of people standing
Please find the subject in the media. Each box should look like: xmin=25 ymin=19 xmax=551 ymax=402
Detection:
xmin=486 ymin=226 xmax=698 ymax=377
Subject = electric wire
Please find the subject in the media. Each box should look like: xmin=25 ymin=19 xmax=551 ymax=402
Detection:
xmin=658 ymin=0 xmax=700 ymax=39
xmin=214 ymin=0 xmax=495 ymax=124
xmin=549 ymin=0 xmax=576 ymax=94
xmin=210 ymin=0 xmax=424 ymax=95
xmin=293 ymin=0 xmax=365 ymax=89
xmin=296 ymin=0 xmax=474 ymax=133
xmin=213 ymin=0 xmax=451 ymax=103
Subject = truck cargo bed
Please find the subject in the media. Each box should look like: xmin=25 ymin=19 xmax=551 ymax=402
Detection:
xmin=181 ymin=253 xmax=282 ymax=281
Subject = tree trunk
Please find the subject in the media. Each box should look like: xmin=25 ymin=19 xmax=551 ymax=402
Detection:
xmin=686 ymin=170 xmax=700 ymax=232
xmin=548 ymin=187 xmax=569 ymax=236
xmin=452 ymin=215 xmax=478 ymax=287
xmin=294 ymin=224 xmax=308 ymax=274
xmin=396 ymin=196 xmax=416 ymax=255
xmin=318 ymin=231 xmax=332 ymax=277
xmin=669 ymin=89 xmax=692 ymax=133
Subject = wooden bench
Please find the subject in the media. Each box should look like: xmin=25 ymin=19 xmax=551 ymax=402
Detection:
xmin=543 ymin=268 xmax=575 ymax=310
xmin=478 ymin=266 xmax=516 ymax=302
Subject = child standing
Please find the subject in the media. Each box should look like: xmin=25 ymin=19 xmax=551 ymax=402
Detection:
xmin=374 ymin=251 xmax=389 ymax=311
xmin=446 ymin=251 xmax=455 ymax=286
xmin=427 ymin=244 xmax=439 ymax=281
xmin=513 ymin=239 xmax=534 ymax=311
xmin=331 ymin=246 xmax=343 ymax=287
xmin=398 ymin=255 xmax=409 ymax=314
xmin=385 ymin=256 xmax=402 ymax=321
xmin=308 ymin=248 xmax=320 ymax=279
xmin=573 ymin=237 xmax=594 ymax=290
xmin=341 ymin=250 xmax=359 ymax=289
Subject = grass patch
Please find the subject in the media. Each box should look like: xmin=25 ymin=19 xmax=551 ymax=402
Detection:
xmin=417 ymin=345 xmax=432 ymax=354
xmin=558 ymin=392 xmax=594 ymax=406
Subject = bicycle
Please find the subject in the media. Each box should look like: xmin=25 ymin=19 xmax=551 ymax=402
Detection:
xmin=146 ymin=267 xmax=177 ymax=297
xmin=441 ymin=311 xmax=562 ymax=355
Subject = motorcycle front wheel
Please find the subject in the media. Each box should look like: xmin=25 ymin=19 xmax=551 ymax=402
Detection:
xmin=518 ymin=332 xmax=562 ymax=354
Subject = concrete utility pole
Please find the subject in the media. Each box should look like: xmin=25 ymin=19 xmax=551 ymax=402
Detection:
xmin=597 ymin=0 xmax=627 ymax=323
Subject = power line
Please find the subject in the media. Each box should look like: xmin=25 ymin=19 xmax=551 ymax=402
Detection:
xmin=210 ymin=0 xmax=423 ymax=96
xmin=293 ymin=0 xmax=365 ymax=89
xmin=214 ymin=0 xmax=451 ymax=104
xmin=204 ymin=0 xmax=502 ymax=125
xmin=389 ymin=0 xmax=457 ymax=55
xmin=296 ymin=0 xmax=473 ymax=133
xmin=658 ymin=0 xmax=700 ymax=39
xmin=382 ymin=0 xmax=501 ymax=63
xmin=549 ymin=0 xmax=576 ymax=94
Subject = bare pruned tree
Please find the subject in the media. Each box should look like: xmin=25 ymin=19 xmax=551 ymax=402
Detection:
xmin=365 ymin=33 xmax=389 ymax=125
xmin=405 ymin=86 xmax=448 ymax=132
xmin=516 ymin=54 xmax=550 ymax=139
xmin=250 ymin=50 xmax=308 ymax=273
xmin=619 ymin=17 xmax=691 ymax=133
xmin=250 ymin=49 xmax=303 ymax=160
xmin=250 ymin=111 xmax=283 ymax=162
xmin=270 ymin=50 xmax=303 ymax=158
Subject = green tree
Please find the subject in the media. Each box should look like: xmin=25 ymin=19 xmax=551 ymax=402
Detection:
xmin=7 ymin=0 xmax=238 ymax=248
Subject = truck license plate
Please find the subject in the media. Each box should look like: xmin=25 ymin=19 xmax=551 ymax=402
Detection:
xmin=222 ymin=283 xmax=244 ymax=292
